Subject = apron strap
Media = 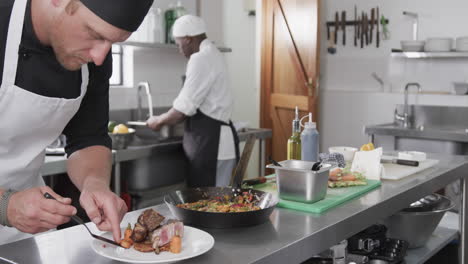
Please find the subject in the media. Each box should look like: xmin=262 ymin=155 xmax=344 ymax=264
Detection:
xmin=80 ymin=64 xmax=89 ymax=94
xmin=2 ymin=0 xmax=28 ymax=87
xmin=194 ymin=110 xmax=240 ymax=163
xmin=228 ymin=120 xmax=240 ymax=164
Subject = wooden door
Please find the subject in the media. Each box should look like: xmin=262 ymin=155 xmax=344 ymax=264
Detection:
xmin=261 ymin=0 xmax=320 ymax=162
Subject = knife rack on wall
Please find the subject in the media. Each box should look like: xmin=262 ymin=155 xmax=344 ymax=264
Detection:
xmin=325 ymin=6 xmax=389 ymax=50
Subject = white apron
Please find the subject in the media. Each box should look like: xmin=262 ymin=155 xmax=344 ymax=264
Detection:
xmin=0 ymin=0 xmax=89 ymax=245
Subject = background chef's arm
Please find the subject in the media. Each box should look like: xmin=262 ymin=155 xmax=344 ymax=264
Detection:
xmin=147 ymin=108 xmax=186 ymax=130
xmin=161 ymin=108 xmax=186 ymax=125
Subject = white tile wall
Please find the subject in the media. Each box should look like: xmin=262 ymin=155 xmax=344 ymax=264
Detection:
xmin=320 ymin=0 xmax=468 ymax=93
xmin=319 ymin=0 xmax=468 ymax=151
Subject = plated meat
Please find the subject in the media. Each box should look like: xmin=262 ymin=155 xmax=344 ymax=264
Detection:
xmin=151 ymin=219 xmax=184 ymax=249
xmin=133 ymin=241 xmax=154 ymax=252
xmin=138 ymin=209 xmax=165 ymax=231
xmin=121 ymin=209 xmax=184 ymax=254
xmin=131 ymin=222 xmax=148 ymax=242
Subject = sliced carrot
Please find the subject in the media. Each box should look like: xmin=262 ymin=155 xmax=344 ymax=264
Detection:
xmin=120 ymin=238 xmax=133 ymax=249
xmin=329 ymin=168 xmax=342 ymax=180
xmin=124 ymin=223 xmax=133 ymax=241
xmin=170 ymin=233 xmax=182 ymax=254
xmin=341 ymin=173 xmax=357 ymax=181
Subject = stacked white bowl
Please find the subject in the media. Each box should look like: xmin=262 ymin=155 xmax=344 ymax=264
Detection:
xmin=400 ymin=40 xmax=425 ymax=52
xmin=456 ymin=36 xmax=468 ymax=52
xmin=424 ymin=38 xmax=453 ymax=52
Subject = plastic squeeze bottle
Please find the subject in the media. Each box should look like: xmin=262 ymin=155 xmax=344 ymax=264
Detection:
xmin=301 ymin=112 xmax=319 ymax=162
xmin=287 ymin=106 xmax=301 ymax=160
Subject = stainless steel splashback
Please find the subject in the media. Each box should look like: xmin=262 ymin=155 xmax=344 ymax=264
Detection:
xmin=396 ymin=104 xmax=468 ymax=129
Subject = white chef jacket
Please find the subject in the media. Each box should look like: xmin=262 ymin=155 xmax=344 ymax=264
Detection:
xmin=173 ymin=39 xmax=235 ymax=160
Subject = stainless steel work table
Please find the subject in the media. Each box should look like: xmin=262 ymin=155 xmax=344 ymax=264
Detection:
xmin=3 ymin=153 xmax=468 ymax=264
xmin=41 ymin=128 xmax=273 ymax=195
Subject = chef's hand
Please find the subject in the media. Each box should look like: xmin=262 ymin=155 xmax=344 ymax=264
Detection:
xmin=79 ymin=180 xmax=127 ymax=242
xmin=7 ymin=186 xmax=76 ymax=234
xmin=146 ymin=115 xmax=165 ymax=131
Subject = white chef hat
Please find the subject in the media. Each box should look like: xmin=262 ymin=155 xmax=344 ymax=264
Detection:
xmin=172 ymin=15 xmax=206 ymax=38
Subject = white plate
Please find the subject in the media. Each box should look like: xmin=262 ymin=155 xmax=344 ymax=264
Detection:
xmin=91 ymin=226 xmax=215 ymax=263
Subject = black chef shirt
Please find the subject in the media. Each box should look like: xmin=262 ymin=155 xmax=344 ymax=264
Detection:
xmin=0 ymin=0 xmax=112 ymax=156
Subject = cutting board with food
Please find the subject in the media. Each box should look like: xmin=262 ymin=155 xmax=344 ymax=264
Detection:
xmin=381 ymin=158 xmax=439 ymax=180
xmin=252 ymin=176 xmax=381 ymax=214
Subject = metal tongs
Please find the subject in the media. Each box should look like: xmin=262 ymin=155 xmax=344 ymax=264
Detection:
xmin=311 ymin=161 xmax=322 ymax=171
xmin=268 ymin=156 xmax=282 ymax=167
xmin=43 ymin=192 xmax=123 ymax=248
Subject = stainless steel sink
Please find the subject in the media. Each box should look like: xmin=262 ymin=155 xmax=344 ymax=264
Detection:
xmin=109 ymin=107 xmax=185 ymax=141
xmin=393 ymin=104 xmax=468 ymax=130
xmin=131 ymin=123 xmax=184 ymax=141
xmin=366 ymin=104 xmax=468 ymax=213
xmin=366 ymin=105 xmax=468 ymax=154
xmin=110 ymin=108 xmax=187 ymax=193
xmin=120 ymin=143 xmax=187 ymax=192
xmin=127 ymin=136 xmax=182 ymax=147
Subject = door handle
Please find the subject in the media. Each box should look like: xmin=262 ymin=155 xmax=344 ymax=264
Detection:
xmin=306 ymin=77 xmax=313 ymax=97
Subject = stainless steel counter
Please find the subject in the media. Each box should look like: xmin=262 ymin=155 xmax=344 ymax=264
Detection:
xmin=5 ymin=153 xmax=468 ymax=264
xmin=365 ymin=123 xmax=468 ymax=143
xmin=41 ymin=128 xmax=272 ymax=179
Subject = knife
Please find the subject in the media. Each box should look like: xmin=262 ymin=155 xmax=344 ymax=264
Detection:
xmin=334 ymin=12 xmax=339 ymax=45
xmin=242 ymin=177 xmax=267 ymax=186
xmin=357 ymin=15 xmax=360 ymax=40
xmin=364 ymin=13 xmax=369 ymax=46
xmin=381 ymin=157 xmax=419 ymax=167
xmin=354 ymin=6 xmax=357 ymax=46
xmin=360 ymin=13 xmax=364 ymax=48
xmin=370 ymin=8 xmax=375 ymax=43
xmin=376 ymin=7 xmax=380 ymax=48
xmin=341 ymin=11 xmax=346 ymax=45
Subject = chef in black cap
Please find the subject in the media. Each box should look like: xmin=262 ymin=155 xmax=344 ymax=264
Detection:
xmin=0 ymin=0 xmax=152 ymax=245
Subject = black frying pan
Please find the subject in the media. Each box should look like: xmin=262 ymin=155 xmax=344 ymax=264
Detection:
xmin=164 ymin=187 xmax=278 ymax=228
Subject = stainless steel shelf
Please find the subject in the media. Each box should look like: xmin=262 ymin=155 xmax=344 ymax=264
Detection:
xmin=118 ymin=41 xmax=232 ymax=53
xmin=391 ymin=51 xmax=468 ymax=58
xmin=405 ymin=211 xmax=459 ymax=264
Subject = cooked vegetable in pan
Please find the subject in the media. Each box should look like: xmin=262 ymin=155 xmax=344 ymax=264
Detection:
xmin=177 ymin=191 xmax=261 ymax=212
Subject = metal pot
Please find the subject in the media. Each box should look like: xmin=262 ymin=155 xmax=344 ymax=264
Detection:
xmin=384 ymin=194 xmax=454 ymax=248
xmin=108 ymin=128 xmax=135 ymax=150
xmin=266 ymin=160 xmax=332 ymax=203
xmin=164 ymin=187 xmax=278 ymax=228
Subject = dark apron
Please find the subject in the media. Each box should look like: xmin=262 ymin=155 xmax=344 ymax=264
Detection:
xmin=183 ymin=110 xmax=240 ymax=187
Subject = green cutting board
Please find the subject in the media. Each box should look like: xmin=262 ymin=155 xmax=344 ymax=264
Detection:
xmin=253 ymin=176 xmax=381 ymax=214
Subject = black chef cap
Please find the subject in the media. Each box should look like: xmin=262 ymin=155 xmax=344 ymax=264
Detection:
xmin=81 ymin=0 xmax=154 ymax=32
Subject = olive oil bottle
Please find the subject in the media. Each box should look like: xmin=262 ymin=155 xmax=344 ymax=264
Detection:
xmin=287 ymin=106 xmax=301 ymax=160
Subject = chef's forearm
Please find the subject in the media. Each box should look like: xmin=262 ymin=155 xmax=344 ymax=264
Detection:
xmin=66 ymin=145 xmax=112 ymax=191
xmin=162 ymin=108 xmax=186 ymax=125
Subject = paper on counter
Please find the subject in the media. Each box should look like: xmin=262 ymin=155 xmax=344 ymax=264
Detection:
xmin=351 ymin=147 xmax=383 ymax=180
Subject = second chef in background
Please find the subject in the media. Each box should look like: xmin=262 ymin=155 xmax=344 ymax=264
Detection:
xmin=147 ymin=15 xmax=239 ymax=188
